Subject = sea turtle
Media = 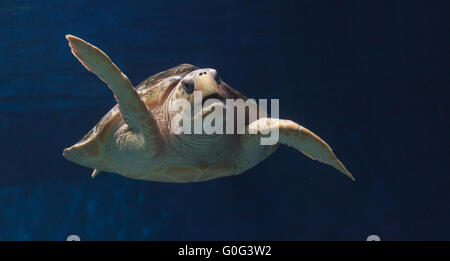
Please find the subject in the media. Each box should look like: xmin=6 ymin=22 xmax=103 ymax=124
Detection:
xmin=62 ymin=35 xmax=355 ymax=182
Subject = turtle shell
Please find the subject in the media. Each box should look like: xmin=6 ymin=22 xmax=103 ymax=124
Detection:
xmin=136 ymin=63 xmax=199 ymax=104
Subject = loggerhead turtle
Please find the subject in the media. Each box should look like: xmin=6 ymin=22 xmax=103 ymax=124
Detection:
xmin=62 ymin=35 xmax=355 ymax=182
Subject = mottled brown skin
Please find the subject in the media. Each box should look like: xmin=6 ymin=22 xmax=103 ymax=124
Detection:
xmin=62 ymin=35 xmax=354 ymax=182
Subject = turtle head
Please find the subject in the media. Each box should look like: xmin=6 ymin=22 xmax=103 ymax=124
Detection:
xmin=176 ymin=68 xmax=227 ymax=103
xmin=170 ymin=68 xmax=230 ymax=114
xmin=168 ymin=68 xmax=231 ymax=134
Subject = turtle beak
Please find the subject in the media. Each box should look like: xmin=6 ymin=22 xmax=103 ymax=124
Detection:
xmin=183 ymin=69 xmax=227 ymax=107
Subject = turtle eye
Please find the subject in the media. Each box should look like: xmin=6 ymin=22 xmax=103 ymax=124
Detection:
xmin=210 ymin=69 xmax=221 ymax=84
xmin=181 ymin=79 xmax=195 ymax=94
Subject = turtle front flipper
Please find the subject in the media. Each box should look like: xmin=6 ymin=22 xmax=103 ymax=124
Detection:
xmin=65 ymin=35 xmax=160 ymax=151
xmin=246 ymin=118 xmax=355 ymax=181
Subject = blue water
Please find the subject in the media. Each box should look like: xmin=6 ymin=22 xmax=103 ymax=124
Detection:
xmin=0 ymin=0 xmax=449 ymax=240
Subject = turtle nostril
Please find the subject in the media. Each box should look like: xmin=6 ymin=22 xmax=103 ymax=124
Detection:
xmin=181 ymin=79 xmax=195 ymax=94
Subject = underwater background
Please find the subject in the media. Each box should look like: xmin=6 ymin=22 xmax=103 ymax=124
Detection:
xmin=0 ymin=0 xmax=449 ymax=240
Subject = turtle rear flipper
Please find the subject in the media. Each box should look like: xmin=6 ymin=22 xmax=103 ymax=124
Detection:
xmin=91 ymin=169 xmax=101 ymax=178
xmin=65 ymin=35 xmax=160 ymax=152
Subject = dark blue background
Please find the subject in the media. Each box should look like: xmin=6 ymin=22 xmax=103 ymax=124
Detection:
xmin=0 ymin=0 xmax=448 ymax=240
